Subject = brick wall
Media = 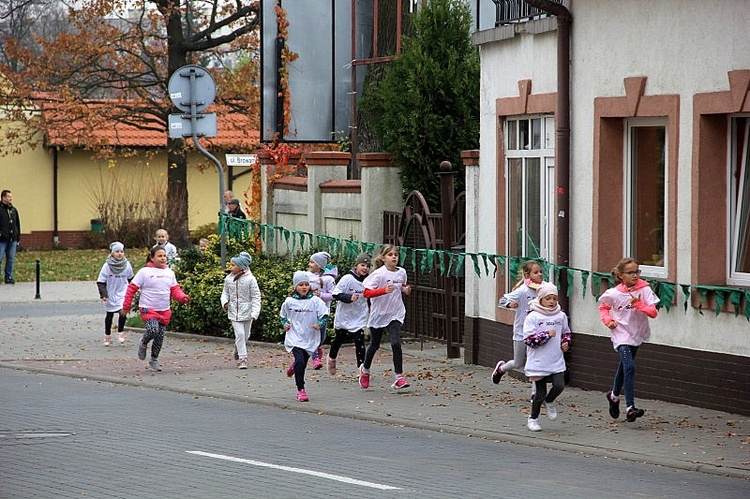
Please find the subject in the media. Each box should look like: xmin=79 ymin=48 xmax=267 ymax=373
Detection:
xmin=468 ymin=317 xmax=750 ymax=415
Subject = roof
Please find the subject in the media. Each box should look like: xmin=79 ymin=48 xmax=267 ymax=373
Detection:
xmin=39 ymin=99 xmax=258 ymax=149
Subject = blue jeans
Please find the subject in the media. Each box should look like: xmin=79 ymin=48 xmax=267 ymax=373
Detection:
xmin=0 ymin=240 xmax=17 ymax=282
xmin=612 ymin=345 xmax=639 ymax=408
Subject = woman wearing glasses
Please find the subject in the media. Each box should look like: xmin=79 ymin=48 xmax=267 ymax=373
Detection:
xmin=598 ymin=258 xmax=659 ymax=423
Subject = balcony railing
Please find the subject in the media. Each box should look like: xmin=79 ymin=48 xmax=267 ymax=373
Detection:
xmin=491 ymin=0 xmax=568 ymax=26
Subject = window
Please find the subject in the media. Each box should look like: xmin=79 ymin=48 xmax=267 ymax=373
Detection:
xmin=505 ymin=116 xmax=555 ymax=261
xmin=624 ymin=118 xmax=667 ymax=278
xmin=729 ymin=116 xmax=750 ymax=286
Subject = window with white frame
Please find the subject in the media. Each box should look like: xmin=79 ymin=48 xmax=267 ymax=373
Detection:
xmin=505 ymin=115 xmax=555 ymax=262
xmin=624 ymin=118 xmax=667 ymax=278
xmin=728 ymin=115 xmax=750 ymax=286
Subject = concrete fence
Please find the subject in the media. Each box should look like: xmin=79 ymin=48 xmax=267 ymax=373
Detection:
xmin=259 ymin=151 xmax=403 ymax=251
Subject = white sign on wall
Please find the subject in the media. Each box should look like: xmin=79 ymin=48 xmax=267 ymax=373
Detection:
xmin=225 ymin=154 xmax=257 ymax=166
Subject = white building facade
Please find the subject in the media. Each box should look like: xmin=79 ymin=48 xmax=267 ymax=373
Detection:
xmin=465 ymin=0 xmax=750 ymax=414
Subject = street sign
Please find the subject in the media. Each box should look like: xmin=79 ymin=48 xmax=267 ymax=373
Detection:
xmin=225 ymin=154 xmax=258 ymax=166
xmin=167 ymin=65 xmax=216 ymax=113
xmin=168 ymin=113 xmax=217 ymax=139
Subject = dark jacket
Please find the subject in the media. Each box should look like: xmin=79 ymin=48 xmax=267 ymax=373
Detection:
xmin=0 ymin=202 xmax=20 ymax=243
xmin=228 ymin=206 xmax=246 ymax=219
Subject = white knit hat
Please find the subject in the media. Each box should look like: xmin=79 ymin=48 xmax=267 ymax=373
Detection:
xmin=293 ymin=270 xmax=309 ymax=287
xmin=535 ymin=282 xmax=558 ymax=300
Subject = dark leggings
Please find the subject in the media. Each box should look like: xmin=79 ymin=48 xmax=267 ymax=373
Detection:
xmin=141 ymin=319 xmax=165 ymax=360
xmin=363 ymin=320 xmax=403 ymax=374
xmin=292 ymin=347 xmax=310 ymax=390
xmin=104 ymin=311 xmax=127 ymax=335
xmin=530 ymin=372 xmax=565 ymax=419
xmin=328 ymin=328 xmax=366 ymax=367
xmin=612 ymin=345 xmax=640 ymax=408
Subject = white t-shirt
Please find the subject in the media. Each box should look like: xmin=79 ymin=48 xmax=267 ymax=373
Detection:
xmin=523 ymin=309 xmax=570 ymax=378
xmin=333 ymin=272 xmax=368 ymax=331
xmin=281 ymin=295 xmax=329 ymax=355
xmin=130 ymin=265 xmax=178 ymax=311
xmin=364 ymin=265 xmax=408 ymax=329
xmin=97 ymin=262 xmax=134 ymax=312
xmin=598 ymin=284 xmax=659 ymax=349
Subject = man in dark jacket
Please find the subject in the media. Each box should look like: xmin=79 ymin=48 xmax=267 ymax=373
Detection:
xmin=227 ymin=198 xmax=246 ymax=219
xmin=0 ymin=190 xmax=20 ymax=284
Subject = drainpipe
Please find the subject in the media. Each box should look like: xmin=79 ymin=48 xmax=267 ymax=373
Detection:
xmin=524 ymin=0 xmax=572 ymax=314
xmin=53 ymin=148 xmax=59 ymax=247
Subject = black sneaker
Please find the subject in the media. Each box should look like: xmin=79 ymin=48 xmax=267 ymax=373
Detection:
xmin=491 ymin=361 xmax=506 ymax=384
xmin=5 ymin=278 xmax=14 ymax=284
xmin=606 ymin=391 xmax=620 ymax=419
xmin=626 ymin=407 xmax=645 ymax=422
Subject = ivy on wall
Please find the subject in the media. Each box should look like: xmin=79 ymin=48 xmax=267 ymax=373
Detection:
xmin=220 ymin=216 xmax=750 ymax=321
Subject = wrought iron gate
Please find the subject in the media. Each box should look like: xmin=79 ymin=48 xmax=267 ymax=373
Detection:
xmin=383 ymin=189 xmax=465 ymax=350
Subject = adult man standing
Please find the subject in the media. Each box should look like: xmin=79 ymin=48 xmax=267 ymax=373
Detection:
xmin=223 ymin=190 xmax=234 ymax=214
xmin=0 ymin=190 xmax=21 ymax=284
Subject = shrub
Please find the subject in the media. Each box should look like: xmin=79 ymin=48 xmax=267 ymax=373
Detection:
xmin=169 ymin=231 xmax=361 ymax=343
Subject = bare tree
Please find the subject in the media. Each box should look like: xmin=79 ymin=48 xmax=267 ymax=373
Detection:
xmin=0 ymin=0 xmax=261 ymax=247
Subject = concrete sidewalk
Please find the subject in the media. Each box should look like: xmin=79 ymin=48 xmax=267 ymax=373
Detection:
xmin=1 ymin=281 xmax=748 ymax=479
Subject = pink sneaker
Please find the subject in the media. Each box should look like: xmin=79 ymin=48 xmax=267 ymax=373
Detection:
xmin=312 ymin=357 xmax=323 ymax=370
xmin=117 ymin=332 xmax=126 ymax=344
xmin=326 ymin=357 xmax=337 ymax=375
xmin=104 ymin=335 xmax=111 ymax=347
xmin=286 ymin=361 xmax=295 ymax=377
xmin=358 ymin=365 xmax=370 ymax=389
xmin=491 ymin=361 xmax=505 ymax=384
xmin=296 ymin=389 xmax=309 ymax=402
xmin=391 ymin=377 xmax=410 ymax=390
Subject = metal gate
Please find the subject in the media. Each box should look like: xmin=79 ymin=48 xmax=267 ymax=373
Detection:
xmin=383 ymin=189 xmax=465 ymax=351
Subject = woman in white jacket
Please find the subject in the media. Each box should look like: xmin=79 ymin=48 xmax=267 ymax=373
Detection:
xmin=221 ymin=251 xmax=262 ymax=369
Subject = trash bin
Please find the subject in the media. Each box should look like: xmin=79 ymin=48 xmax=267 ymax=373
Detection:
xmin=90 ymin=218 xmax=104 ymax=233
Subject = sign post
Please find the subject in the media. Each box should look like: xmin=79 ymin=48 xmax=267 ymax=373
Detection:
xmin=168 ymin=65 xmax=226 ymax=266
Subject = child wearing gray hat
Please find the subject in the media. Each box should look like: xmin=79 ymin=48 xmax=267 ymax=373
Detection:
xmin=306 ymin=251 xmax=337 ymax=369
xmin=280 ymin=271 xmax=329 ymax=402
xmin=221 ymin=251 xmax=261 ymax=369
xmin=96 ymin=241 xmax=134 ymax=346
xmin=328 ymin=253 xmax=372 ymax=374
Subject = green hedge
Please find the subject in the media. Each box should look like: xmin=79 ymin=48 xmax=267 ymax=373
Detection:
xmin=170 ymin=234 xmax=355 ymax=342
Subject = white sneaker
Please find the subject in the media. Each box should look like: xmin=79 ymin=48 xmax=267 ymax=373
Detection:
xmin=545 ymin=402 xmax=558 ymax=421
xmin=527 ymin=418 xmax=542 ymax=431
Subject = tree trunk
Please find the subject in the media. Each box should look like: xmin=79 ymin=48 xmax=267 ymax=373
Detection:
xmin=164 ymin=1 xmax=191 ymax=248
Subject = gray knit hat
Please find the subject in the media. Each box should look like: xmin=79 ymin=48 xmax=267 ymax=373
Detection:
xmin=355 ymin=252 xmax=372 ymax=266
xmin=110 ymin=241 xmax=124 ymax=253
xmin=231 ymin=251 xmax=252 ymax=270
xmin=293 ymin=270 xmax=310 ymax=288
xmin=228 ymin=198 xmax=241 ymax=206
xmin=310 ymin=251 xmax=331 ymax=269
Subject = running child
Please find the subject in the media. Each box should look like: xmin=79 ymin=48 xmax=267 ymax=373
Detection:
xmin=221 ymin=251 xmax=262 ymax=369
xmin=327 ymin=253 xmax=371 ymax=374
xmin=491 ymin=260 xmax=546 ymax=386
xmin=121 ymin=246 xmax=190 ymax=372
xmin=96 ymin=241 xmax=134 ymax=346
xmin=281 ymin=271 xmax=329 ymax=402
xmin=306 ymin=251 xmax=337 ymax=369
xmin=359 ymin=245 xmax=412 ymax=390
xmin=599 ymin=258 xmax=659 ymax=423
xmin=523 ymin=283 xmax=571 ymax=431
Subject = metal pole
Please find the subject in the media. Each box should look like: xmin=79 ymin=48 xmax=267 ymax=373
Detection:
xmin=185 ymin=68 xmax=226 ymax=267
xmin=34 ymin=259 xmax=41 ymax=299
xmin=439 ymin=161 xmax=460 ymax=359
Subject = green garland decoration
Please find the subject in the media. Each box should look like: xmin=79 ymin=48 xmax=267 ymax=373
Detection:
xmin=218 ymin=215 xmax=750 ymax=321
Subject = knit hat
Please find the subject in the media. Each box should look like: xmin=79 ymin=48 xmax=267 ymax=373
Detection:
xmin=110 ymin=241 xmax=124 ymax=253
xmin=310 ymin=251 xmax=331 ymax=269
xmin=535 ymin=282 xmax=558 ymax=301
xmin=228 ymin=198 xmax=240 ymax=206
xmin=231 ymin=251 xmax=252 ymax=270
xmin=293 ymin=270 xmax=310 ymax=288
xmin=355 ymin=252 xmax=372 ymax=266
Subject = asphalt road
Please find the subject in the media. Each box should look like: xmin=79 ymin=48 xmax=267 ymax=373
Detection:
xmin=2 ymin=369 xmax=748 ymax=499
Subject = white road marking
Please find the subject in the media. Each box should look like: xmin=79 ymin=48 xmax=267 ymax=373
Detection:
xmin=187 ymin=450 xmax=402 ymax=490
